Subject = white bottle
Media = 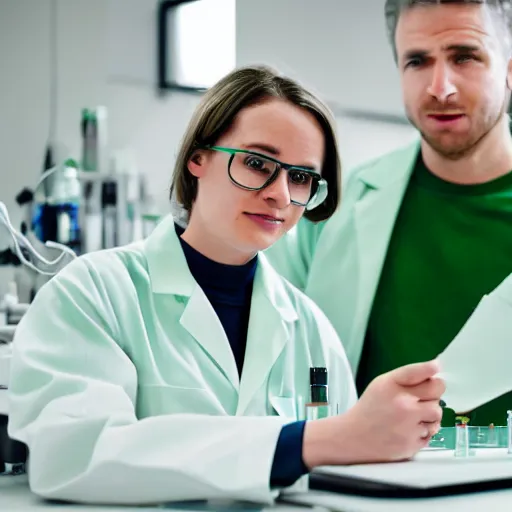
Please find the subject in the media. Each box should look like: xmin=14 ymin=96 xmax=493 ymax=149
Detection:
xmin=50 ymin=159 xmax=82 ymax=254
xmin=0 ymin=281 xmax=18 ymax=326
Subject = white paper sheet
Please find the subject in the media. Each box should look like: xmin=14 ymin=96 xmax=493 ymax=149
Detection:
xmin=437 ymin=275 xmax=512 ymax=414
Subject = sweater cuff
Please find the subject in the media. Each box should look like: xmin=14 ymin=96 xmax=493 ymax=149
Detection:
xmin=270 ymin=420 xmax=309 ymax=488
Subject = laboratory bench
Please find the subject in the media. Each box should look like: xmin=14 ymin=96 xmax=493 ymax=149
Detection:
xmin=1 ymin=475 xmax=318 ymax=512
xmin=3 ymin=474 xmax=512 ymax=512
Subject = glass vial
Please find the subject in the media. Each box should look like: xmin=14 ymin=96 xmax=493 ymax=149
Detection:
xmin=455 ymin=419 xmax=470 ymax=458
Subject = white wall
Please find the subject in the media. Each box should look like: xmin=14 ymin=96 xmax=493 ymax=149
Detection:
xmin=0 ymin=0 xmax=202 ymax=229
xmin=1 ymin=0 xmax=52 ymax=226
xmin=236 ymin=0 xmax=406 ymax=118
xmin=336 ymin=116 xmax=417 ymax=176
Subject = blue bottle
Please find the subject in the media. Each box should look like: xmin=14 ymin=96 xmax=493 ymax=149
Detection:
xmin=32 ymin=159 xmax=82 ymax=256
xmin=50 ymin=158 xmax=82 ymax=255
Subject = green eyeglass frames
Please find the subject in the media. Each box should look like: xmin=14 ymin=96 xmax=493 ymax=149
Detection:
xmin=200 ymin=145 xmax=328 ymax=210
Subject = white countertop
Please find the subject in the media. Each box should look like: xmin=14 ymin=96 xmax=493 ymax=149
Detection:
xmin=4 ymin=474 xmax=512 ymax=512
xmin=0 ymin=476 xmax=323 ymax=512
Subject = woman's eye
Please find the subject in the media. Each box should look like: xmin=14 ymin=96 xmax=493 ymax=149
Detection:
xmin=289 ymin=171 xmax=311 ymax=185
xmin=245 ymin=157 xmax=268 ymax=171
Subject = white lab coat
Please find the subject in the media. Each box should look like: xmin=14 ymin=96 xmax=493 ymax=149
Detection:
xmin=7 ymin=214 xmax=356 ymax=505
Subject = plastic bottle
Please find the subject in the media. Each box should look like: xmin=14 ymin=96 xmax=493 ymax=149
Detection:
xmin=81 ymin=108 xmax=97 ymax=172
xmin=49 ymin=159 xmax=82 ymax=255
xmin=0 ymin=282 xmax=18 ymax=327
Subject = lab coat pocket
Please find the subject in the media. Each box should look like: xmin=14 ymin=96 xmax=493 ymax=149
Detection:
xmin=270 ymin=396 xmax=297 ymax=420
xmin=137 ymin=385 xmax=224 ymax=418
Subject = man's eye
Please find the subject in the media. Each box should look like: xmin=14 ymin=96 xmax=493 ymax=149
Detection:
xmin=405 ymin=58 xmax=423 ymax=69
xmin=455 ymin=54 xmax=474 ymax=64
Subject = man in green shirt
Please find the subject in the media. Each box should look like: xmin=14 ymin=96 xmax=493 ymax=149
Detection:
xmin=266 ymin=0 xmax=512 ymax=426
xmin=356 ymin=154 xmax=512 ymax=426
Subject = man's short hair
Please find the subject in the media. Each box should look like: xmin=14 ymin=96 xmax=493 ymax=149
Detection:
xmin=385 ymin=0 xmax=512 ymax=61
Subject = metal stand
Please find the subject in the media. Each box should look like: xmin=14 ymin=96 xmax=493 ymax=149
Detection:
xmin=0 ymin=414 xmax=27 ymax=475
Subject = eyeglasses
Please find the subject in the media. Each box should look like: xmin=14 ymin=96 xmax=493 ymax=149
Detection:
xmin=199 ymin=145 xmax=328 ymax=210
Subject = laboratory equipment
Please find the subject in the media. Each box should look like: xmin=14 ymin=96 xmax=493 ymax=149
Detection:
xmin=428 ymin=425 xmax=509 ymax=452
xmin=81 ymin=108 xmax=96 ymax=171
xmin=0 ymin=336 xmax=27 ymax=475
xmin=28 ymin=107 xmax=140 ymax=257
xmin=80 ymin=107 xmax=149 ymax=247
xmin=22 ymin=156 xmax=139 ymax=259
xmin=472 ymin=424 xmax=499 ymax=448
xmin=140 ymin=179 xmax=161 ymax=237
xmin=0 ymin=200 xmax=77 ymax=476
xmin=0 ymin=341 xmax=26 ymax=476
xmin=454 ymin=418 xmax=470 ymax=458
xmin=32 ymin=158 xmax=82 ymax=255
xmin=0 ymin=283 xmax=29 ymax=327
xmin=101 ymin=179 xmax=118 ymax=249
xmin=81 ymin=106 xmax=108 ymax=173
xmin=1 ymin=201 xmax=76 ymax=277
xmin=305 ymin=367 xmax=330 ymax=420
xmin=80 ymin=170 xmax=131 ymax=252
xmin=80 ymin=162 xmax=131 ymax=250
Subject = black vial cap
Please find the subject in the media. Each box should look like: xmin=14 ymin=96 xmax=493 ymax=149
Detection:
xmin=310 ymin=367 xmax=327 ymax=386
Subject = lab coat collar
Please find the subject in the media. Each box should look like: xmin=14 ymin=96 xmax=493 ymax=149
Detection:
xmin=358 ymin=139 xmax=420 ymax=190
xmin=144 ymin=214 xmax=196 ymax=296
xmin=257 ymin=254 xmax=298 ymax=324
xmin=143 ymin=214 xmax=298 ymax=323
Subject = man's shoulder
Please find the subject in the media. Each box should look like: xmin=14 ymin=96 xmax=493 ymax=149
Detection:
xmin=322 ymin=140 xmax=420 ymax=232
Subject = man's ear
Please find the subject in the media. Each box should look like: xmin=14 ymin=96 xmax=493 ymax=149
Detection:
xmin=188 ymin=150 xmax=207 ymax=178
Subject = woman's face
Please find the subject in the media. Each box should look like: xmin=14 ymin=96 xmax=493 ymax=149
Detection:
xmin=186 ymin=98 xmax=326 ymax=264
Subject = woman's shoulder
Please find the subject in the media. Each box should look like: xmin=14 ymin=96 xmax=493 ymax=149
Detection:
xmin=50 ymin=241 xmax=150 ymax=296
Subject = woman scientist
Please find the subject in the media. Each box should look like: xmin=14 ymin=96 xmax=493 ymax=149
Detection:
xmin=8 ymin=66 xmax=444 ymax=505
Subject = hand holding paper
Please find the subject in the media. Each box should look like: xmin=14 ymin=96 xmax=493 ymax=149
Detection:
xmin=437 ymin=274 xmax=512 ymax=414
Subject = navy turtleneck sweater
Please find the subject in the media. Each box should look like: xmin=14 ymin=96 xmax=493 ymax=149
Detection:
xmin=175 ymin=223 xmax=308 ymax=488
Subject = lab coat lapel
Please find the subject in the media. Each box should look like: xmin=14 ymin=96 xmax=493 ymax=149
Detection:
xmin=236 ymin=256 xmax=298 ymax=416
xmin=351 ymin=142 xmax=420 ymax=369
xmin=144 ymin=215 xmax=239 ymax=391
xmin=180 ymin=288 xmax=240 ymax=391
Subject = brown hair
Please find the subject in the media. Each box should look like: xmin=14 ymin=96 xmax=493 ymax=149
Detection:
xmin=385 ymin=0 xmax=512 ymax=61
xmin=169 ymin=65 xmax=341 ymax=222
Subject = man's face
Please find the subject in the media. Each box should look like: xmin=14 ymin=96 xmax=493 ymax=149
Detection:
xmin=395 ymin=4 xmax=512 ymax=158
